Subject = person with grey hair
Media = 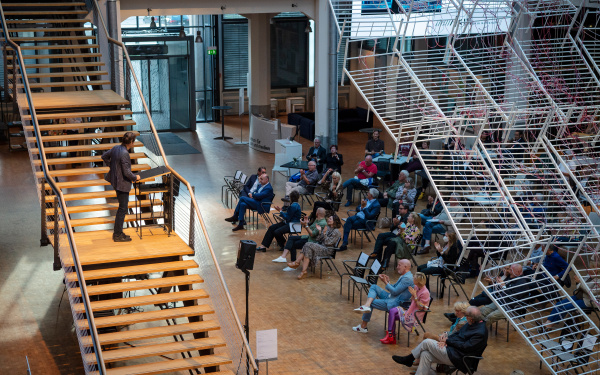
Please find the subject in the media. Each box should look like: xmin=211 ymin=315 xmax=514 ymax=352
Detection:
xmin=393 ymin=306 xmax=488 ymax=375
xmin=283 ymin=160 xmax=319 ymax=200
xmin=479 ymin=263 xmax=529 ymax=327
xmin=391 ymin=177 xmax=418 ymax=216
xmin=381 ymin=170 xmax=410 ymax=208
xmin=306 ymin=137 xmax=327 ymax=173
xmin=338 ymin=188 xmax=381 ymax=251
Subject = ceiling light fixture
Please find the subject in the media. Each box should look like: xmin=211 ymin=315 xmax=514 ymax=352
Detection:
xmin=195 ymin=30 xmax=203 ymax=43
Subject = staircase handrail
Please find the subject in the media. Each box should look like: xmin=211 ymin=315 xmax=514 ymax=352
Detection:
xmin=85 ymin=0 xmax=258 ymax=371
xmin=0 ymin=2 xmax=106 ymax=373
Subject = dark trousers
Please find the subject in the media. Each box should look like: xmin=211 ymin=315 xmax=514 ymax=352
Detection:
xmin=114 ymin=189 xmax=129 ymax=235
xmin=470 ymin=290 xmax=493 ymax=307
xmin=372 ymin=231 xmax=396 ymax=259
xmin=261 ymin=221 xmax=290 ymax=249
xmin=284 ymin=235 xmax=308 ymax=262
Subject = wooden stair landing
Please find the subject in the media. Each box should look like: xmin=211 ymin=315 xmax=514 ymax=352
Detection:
xmin=26 ymin=90 xmax=129 ymax=110
xmin=60 ymin=228 xmax=193 ymax=267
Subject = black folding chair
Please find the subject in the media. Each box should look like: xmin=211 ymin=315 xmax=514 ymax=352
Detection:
xmin=222 ymin=170 xmax=242 ymax=206
xmin=345 ymin=210 xmax=380 ymax=249
xmin=247 ymin=194 xmax=275 ymax=229
xmin=348 ymin=259 xmax=383 ymax=305
xmin=340 ymin=252 xmax=370 ymax=296
xmin=442 ymin=356 xmax=484 ymax=375
xmin=314 ymin=238 xmax=342 ymax=279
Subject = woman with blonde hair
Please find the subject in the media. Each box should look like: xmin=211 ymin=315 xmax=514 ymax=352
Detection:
xmin=309 ymin=171 xmax=343 ymax=223
xmin=423 ymin=301 xmax=469 ymax=341
xmin=381 ymin=272 xmax=430 ymax=345
xmin=381 ymin=212 xmax=422 ymax=269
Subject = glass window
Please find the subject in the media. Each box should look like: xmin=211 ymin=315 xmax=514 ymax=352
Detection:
xmin=121 ymin=16 xmax=138 ymax=29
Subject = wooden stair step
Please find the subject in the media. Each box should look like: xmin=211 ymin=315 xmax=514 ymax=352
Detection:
xmin=82 ymin=320 xmax=220 ymax=346
xmin=27 ymin=120 xmax=134 ymax=132
xmin=45 ymin=184 xmax=164 ymax=202
xmin=2 ymin=2 xmax=87 ymax=6
xmin=54 ymin=178 xmax=111 ymax=189
xmin=77 ymin=304 xmax=213 ymax=330
xmin=88 ymin=337 xmax=226 ymax=364
xmin=36 ymin=162 xmax=148 ymax=177
xmin=20 ymin=44 xmax=100 ymax=50
xmin=33 ymin=130 xmax=138 ymax=143
xmin=74 ymin=289 xmax=208 ymax=313
xmin=12 ymin=62 xmax=105 ymax=70
xmin=11 ymin=35 xmax=96 ymax=42
xmin=29 ymin=90 xmax=129 ymax=110
xmin=57 ymin=199 xmax=161 ymax=214
xmin=1 ymin=27 xmax=94 ymax=33
xmin=34 ymin=152 xmax=145 ymax=166
xmin=4 ymin=10 xmax=88 ymax=15
xmin=101 ymin=355 xmax=232 ymax=375
xmin=7 ymin=53 xmax=101 ymax=60
xmin=31 ymin=140 xmax=143 ymax=155
xmin=71 ymin=274 xmax=204 ymax=297
xmin=18 ymin=70 xmax=107 ymax=78
xmin=24 ymin=109 xmax=133 ymax=120
xmin=65 ymin=260 xmax=199 ymax=282
xmin=4 ymin=19 xmax=90 ymax=24
xmin=18 ymin=80 xmax=110 ymax=88
xmin=59 ymin=211 xmax=163 ymax=228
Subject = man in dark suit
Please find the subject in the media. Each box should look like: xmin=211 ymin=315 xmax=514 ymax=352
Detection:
xmin=101 ymin=132 xmax=140 ymax=242
xmin=339 ymin=188 xmax=381 ymax=251
xmin=306 ymin=138 xmax=327 ymax=173
xmin=225 ymin=174 xmax=273 ymax=231
xmin=241 ymin=166 xmax=267 ymax=197
xmin=393 ymin=306 xmax=488 ymax=375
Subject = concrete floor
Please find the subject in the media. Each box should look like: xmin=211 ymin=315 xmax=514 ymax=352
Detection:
xmin=0 ymin=116 xmax=551 ymax=374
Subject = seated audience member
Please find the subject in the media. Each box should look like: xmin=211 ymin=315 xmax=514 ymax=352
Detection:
xmin=241 ymin=166 xmax=267 ymax=197
xmin=225 ymin=174 xmax=273 ymax=231
xmin=540 ymin=274 xmax=592 ymax=332
xmin=272 ymin=208 xmax=327 ymax=265
xmin=392 ymin=178 xmax=417 ymax=215
xmin=352 ymin=259 xmax=414 ymax=333
xmin=381 ymin=212 xmax=422 ymax=269
xmin=393 ymin=307 xmax=488 ymax=375
xmin=397 ymin=134 xmax=412 ymax=157
xmin=524 ymin=244 xmax=544 ymax=273
xmin=324 ymin=144 xmax=343 ymax=174
xmin=306 ymin=137 xmax=327 ymax=173
xmin=381 ymin=272 xmax=430 ymax=345
xmin=543 ymin=245 xmax=570 ymax=287
xmin=286 ymin=215 xmax=342 ymax=280
xmin=365 ymin=130 xmax=385 ymax=157
xmin=381 ymin=170 xmax=409 ymax=208
xmin=342 ymin=155 xmax=378 ymax=207
xmin=420 ymin=194 xmax=465 ymax=254
xmin=283 ymin=161 xmax=319 ymax=200
xmin=425 ymin=302 xmax=470 ymax=342
xmin=256 ymin=191 xmax=301 ymax=252
xmin=480 ymin=264 xmax=529 ymax=327
xmin=417 ymin=232 xmax=462 ymax=290
xmin=522 ymin=193 xmax=547 ymax=229
xmin=369 ymin=204 xmax=410 ymax=262
xmin=310 ymin=171 xmax=343 ymax=222
xmin=339 ymin=188 xmax=381 ymax=251
xmin=420 ymin=195 xmax=444 ymax=219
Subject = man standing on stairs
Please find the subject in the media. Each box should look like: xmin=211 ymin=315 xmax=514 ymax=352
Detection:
xmin=102 ymin=132 xmax=140 ymax=242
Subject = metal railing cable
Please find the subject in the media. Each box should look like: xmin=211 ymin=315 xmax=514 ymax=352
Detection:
xmin=0 ymin=2 xmax=106 ymax=374
xmin=84 ymin=0 xmax=258 ymax=371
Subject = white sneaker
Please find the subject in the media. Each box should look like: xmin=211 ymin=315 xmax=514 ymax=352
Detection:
xmin=354 ymin=305 xmax=371 ymax=313
xmin=282 ymin=267 xmax=295 ymax=272
xmin=352 ymin=325 xmax=368 ymax=333
xmin=272 ymin=256 xmax=287 ymax=263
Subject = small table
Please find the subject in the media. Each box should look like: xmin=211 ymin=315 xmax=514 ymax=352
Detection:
xmin=359 ymin=127 xmax=383 ymax=139
xmin=212 ymin=105 xmax=233 ymax=140
xmin=280 ymin=160 xmax=309 ymax=177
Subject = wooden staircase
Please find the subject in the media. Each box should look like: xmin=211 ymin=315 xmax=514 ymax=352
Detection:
xmin=1 ymin=0 xmax=234 ymax=373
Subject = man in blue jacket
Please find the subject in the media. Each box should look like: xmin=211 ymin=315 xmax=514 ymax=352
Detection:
xmin=241 ymin=166 xmax=267 ymax=197
xmin=543 ymin=245 xmax=570 ymax=287
xmin=339 ymin=188 xmax=381 ymax=251
xmin=101 ymin=132 xmax=140 ymax=242
xmin=255 ymin=191 xmax=302 ymax=252
xmin=352 ymin=259 xmax=413 ymax=333
xmin=225 ymin=174 xmax=273 ymax=231
xmin=393 ymin=306 xmax=488 ymax=375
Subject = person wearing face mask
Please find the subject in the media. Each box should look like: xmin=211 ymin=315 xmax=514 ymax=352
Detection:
xmin=416 ymin=232 xmax=462 ymax=290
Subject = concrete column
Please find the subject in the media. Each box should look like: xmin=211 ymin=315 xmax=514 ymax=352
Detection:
xmin=247 ymin=14 xmax=271 ymax=116
xmin=314 ymin=0 xmax=331 ymax=146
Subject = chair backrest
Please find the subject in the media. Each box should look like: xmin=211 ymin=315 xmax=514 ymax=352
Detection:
xmin=330 ymin=237 xmax=342 ymax=259
xmin=354 ymin=252 xmax=370 ymax=278
xmin=377 ymin=159 xmax=390 ymax=172
xmin=234 ymin=170 xmax=243 ymax=180
xmin=240 ymin=173 xmax=248 ymax=184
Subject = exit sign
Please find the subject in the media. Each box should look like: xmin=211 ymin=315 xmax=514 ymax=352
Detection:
xmin=207 ymin=46 xmax=217 ymax=55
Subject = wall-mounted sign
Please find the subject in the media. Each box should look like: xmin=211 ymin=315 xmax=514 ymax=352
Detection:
xmin=207 ymin=46 xmax=217 ymax=55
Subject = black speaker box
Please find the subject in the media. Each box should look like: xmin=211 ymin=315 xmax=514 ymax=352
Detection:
xmin=236 ymin=240 xmax=257 ymax=270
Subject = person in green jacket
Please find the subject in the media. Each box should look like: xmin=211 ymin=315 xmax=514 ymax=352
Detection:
xmin=380 ymin=170 xmax=409 ymax=208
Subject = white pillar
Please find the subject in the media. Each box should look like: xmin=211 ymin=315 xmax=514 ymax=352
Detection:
xmin=314 ymin=0 xmax=330 ymax=143
xmin=247 ymin=13 xmax=271 ymax=116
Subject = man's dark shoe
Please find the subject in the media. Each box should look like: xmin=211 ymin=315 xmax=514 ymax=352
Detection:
xmin=444 ymin=313 xmax=457 ymax=323
xmin=344 ymin=201 xmax=352 ymax=207
xmin=338 ymin=244 xmax=348 ymax=251
xmin=232 ymin=223 xmax=245 ymax=231
xmin=256 ymin=246 xmax=267 ymax=252
xmin=417 ymin=245 xmax=431 ymax=255
xmin=113 ymin=233 xmax=132 ymax=242
xmin=369 ymin=253 xmax=378 ymax=258
xmin=224 ymin=216 xmax=237 ymax=222
xmin=392 ymin=354 xmax=415 ymax=367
